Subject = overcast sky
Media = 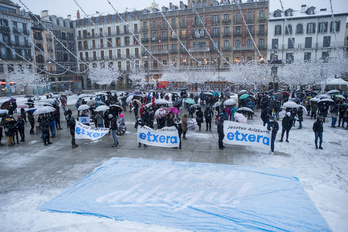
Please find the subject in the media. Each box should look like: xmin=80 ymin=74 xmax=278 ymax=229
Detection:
xmin=11 ymin=0 xmax=348 ymax=19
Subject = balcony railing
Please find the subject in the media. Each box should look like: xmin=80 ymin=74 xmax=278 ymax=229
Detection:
xmin=233 ymin=46 xmax=254 ymax=51
xmin=222 ymin=32 xmax=231 ymax=38
xmin=189 ymin=47 xmax=210 ymax=52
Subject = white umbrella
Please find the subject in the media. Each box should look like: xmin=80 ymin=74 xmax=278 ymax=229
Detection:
xmin=78 ymin=104 xmax=90 ymax=111
xmin=334 ymin=94 xmax=345 ymax=99
xmin=238 ymin=90 xmax=248 ymax=95
xmin=283 ymin=101 xmax=298 ymax=109
xmin=224 ymin=99 xmax=237 ymax=106
xmin=213 ymin=101 xmax=222 ymax=108
xmin=155 ymin=99 xmax=169 ymax=105
xmin=234 ymin=113 xmax=247 ymax=124
xmin=95 ymin=105 xmax=110 ymax=112
xmin=327 ymin=90 xmax=340 ymax=95
xmin=126 ymin=95 xmax=134 ymax=103
xmin=33 ymin=106 xmax=56 ymax=115
xmin=309 ymin=97 xmax=320 ymax=102
xmin=317 ymin=94 xmax=331 ymax=100
xmin=237 ymin=107 xmax=254 ymax=114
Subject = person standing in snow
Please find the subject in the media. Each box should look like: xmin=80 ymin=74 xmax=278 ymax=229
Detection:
xmin=182 ymin=114 xmax=188 ymax=140
xmin=279 ymin=111 xmax=292 ymax=142
xmin=204 ymin=106 xmax=213 ymax=131
xmin=110 ymin=114 xmax=119 ymax=148
xmin=196 ymin=107 xmax=204 ymax=131
xmin=174 ymin=117 xmax=183 ymax=149
xmin=135 ymin=117 xmax=147 ymax=148
xmin=313 ymin=116 xmax=324 ymax=149
xmin=66 ymin=109 xmax=78 ymax=148
xmin=267 ymin=116 xmax=279 ymax=153
xmin=217 ymin=113 xmax=225 ymax=150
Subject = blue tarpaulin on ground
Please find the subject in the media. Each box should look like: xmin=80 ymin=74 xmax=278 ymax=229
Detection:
xmin=39 ymin=158 xmax=331 ymax=231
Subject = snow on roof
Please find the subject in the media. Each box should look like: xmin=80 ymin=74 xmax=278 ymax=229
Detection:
xmin=269 ymin=8 xmax=348 ymax=21
xmin=323 ymin=78 xmax=348 ymax=85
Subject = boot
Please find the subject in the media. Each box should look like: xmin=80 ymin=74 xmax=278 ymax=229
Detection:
xmin=72 ymin=144 xmax=78 ymax=148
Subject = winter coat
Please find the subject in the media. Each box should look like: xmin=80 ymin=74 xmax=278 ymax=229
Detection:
xmin=297 ymin=108 xmax=303 ymax=122
xmin=217 ymin=118 xmax=224 ymax=135
xmin=196 ymin=110 xmax=204 ymax=123
xmin=261 ymin=109 xmax=270 ymax=122
xmin=28 ymin=111 xmax=35 ymax=124
xmin=110 ymin=117 xmax=118 ymax=130
xmin=67 ymin=115 xmax=76 ymax=136
xmin=267 ymin=120 xmax=279 ymax=136
xmin=204 ymin=108 xmax=213 ymax=120
xmin=282 ymin=115 xmax=293 ymax=130
xmin=181 ymin=116 xmax=188 ymax=132
xmin=313 ymin=119 xmax=323 ymax=134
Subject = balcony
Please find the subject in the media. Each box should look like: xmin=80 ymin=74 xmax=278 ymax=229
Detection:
xmin=222 ymin=19 xmax=231 ymax=25
xmin=170 ymin=49 xmax=178 ymax=54
xmin=258 ymin=18 xmax=267 ymax=23
xmin=152 ymin=50 xmax=169 ymax=55
xmin=179 ymin=35 xmax=188 ymax=40
xmin=141 ymin=38 xmax=149 ymax=43
xmin=258 ymin=46 xmax=266 ymax=50
xmin=0 ymin=26 xmax=10 ymax=32
xmin=189 ymin=47 xmax=210 ymax=53
xmin=233 ymin=46 xmax=254 ymax=51
xmin=222 ymin=47 xmax=231 ymax=52
xmin=159 ymin=37 xmax=168 ymax=42
xmin=257 ymin=30 xmax=267 ymax=36
xmin=161 ymin=25 xmax=167 ymax=30
xmin=212 ymin=33 xmax=220 ymax=38
xmin=233 ymin=32 xmax=244 ymax=37
xmin=180 ymin=23 xmax=187 ymax=28
xmin=212 ymin=20 xmax=220 ymax=26
xmin=222 ymin=32 xmax=231 ymax=38
xmin=192 ymin=22 xmax=204 ymax=28
xmin=142 ymin=27 xmax=149 ymax=32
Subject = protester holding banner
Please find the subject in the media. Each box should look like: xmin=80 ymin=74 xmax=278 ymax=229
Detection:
xmin=217 ymin=114 xmax=225 ymax=150
xmin=135 ymin=117 xmax=147 ymax=148
xmin=267 ymin=116 xmax=279 ymax=153
xmin=174 ymin=117 xmax=183 ymax=149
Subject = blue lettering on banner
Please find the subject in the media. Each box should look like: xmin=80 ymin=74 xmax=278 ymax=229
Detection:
xmin=226 ymin=130 xmax=269 ymax=146
xmin=75 ymin=126 xmax=107 ymax=139
xmin=138 ymin=131 xmax=178 ymax=144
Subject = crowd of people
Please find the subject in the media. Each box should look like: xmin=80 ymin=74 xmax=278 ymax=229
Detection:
xmin=1 ymin=88 xmax=347 ymax=152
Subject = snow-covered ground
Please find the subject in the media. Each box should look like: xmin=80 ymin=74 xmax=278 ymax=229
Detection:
xmin=0 ymin=93 xmax=347 ymax=232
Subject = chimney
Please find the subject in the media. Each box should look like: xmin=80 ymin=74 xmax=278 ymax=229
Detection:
xmin=77 ymin=10 xmax=80 ymax=19
xmin=169 ymin=3 xmax=173 ymax=10
xmin=301 ymin=5 xmax=307 ymax=13
xmin=41 ymin=10 xmax=48 ymax=18
xmin=67 ymin=15 xmax=71 ymax=20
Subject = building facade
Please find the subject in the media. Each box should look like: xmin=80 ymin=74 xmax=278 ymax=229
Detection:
xmin=74 ymin=10 xmax=142 ymax=89
xmin=0 ymin=0 xmax=33 ymax=95
xmin=140 ymin=0 xmax=269 ymax=83
xmin=267 ymin=5 xmax=348 ymax=63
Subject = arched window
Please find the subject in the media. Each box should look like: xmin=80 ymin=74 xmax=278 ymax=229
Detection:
xmin=197 ymin=0 xmax=202 ymax=8
xmin=285 ymin=25 xmax=292 ymax=34
xmin=296 ymin=24 xmax=303 ymax=34
xmin=275 ymin=25 xmax=282 ymax=35
xmin=203 ymin=0 xmax=207 ymax=7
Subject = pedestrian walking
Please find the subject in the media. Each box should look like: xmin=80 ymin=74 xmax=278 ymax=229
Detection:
xmin=313 ymin=116 xmax=324 ymax=149
xmin=204 ymin=106 xmax=213 ymax=131
xmin=17 ymin=115 xmax=25 ymax=142
xmin=182 ymin=114 xmax=188 ymax=140
xmin=196 ymin=107 xmax=204 ymax=131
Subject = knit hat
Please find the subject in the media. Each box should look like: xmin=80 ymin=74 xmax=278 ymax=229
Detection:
xmin=120 ymin=114 xmax=123 ymax=117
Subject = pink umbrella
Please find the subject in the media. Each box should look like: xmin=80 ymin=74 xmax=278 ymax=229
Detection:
xmin=155 ymin=107 xmax=171 ymax=119
xmin=170 ymin=107 xmax=179 ymax=115
xmin=234 ymin=112 xmax=247 ymax=124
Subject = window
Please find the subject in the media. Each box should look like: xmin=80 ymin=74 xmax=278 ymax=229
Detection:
xmin=305 ymin=37 xmax=312 ymax=48
xmin=181 ymin=17 xmax=186 ymax=26
xmin=0 ymin=64 xmax=3 ymax=73
xmin=330 ymin=21 xmax=340 ymax=32
xmin=235 ymin=40 xmax=241 ymax=48
xmin=307 ymin=23 xmax=316 ymax=33
xmin=318 ymin=22 xmax=328 ymax=33
xmin=236 ymin=12 xmax=240 ymax=22
xmin=224 ymin=14 xmax=229 ymax=22
xmin=212 ymin=15 xmax=219 ymax=24
xmin=247 ymin=39 xmax=252 ymax=48
xmin=260 ymin=10 xmax=265 ymax=19
xmin=285 ymin=25 xmax=292 ymax=34
xmin=152 ymin=32 xmax=157 ymax=40
xmin=258 ymin=24 xmax=265 ymax=34
xmin=235 ymin=26 xmax=241 ymax=35
xmin=322 ymin=52 xmax=329 ymax=62
xmin=224 ymin=40 xmax=229 ymax=49
xmin=296 ymin=24 xmax=303 ymax=34
xmin=272 ymin=39 xmax=278 ymax=49
xmin=212 ymin=41 xmax=218 ymax=50
xmin=171 ymin=44 xmax=177 ymax=51
xmin=224 ymin=27 xmax=229 ymax=35
xmin=304 ymin=52 xmax=311 ymax=62
xmin=275 ymin=25 xmax=282 ymax=35
xmin=288 ymin=38 xmax=295 ymax=49
xmin=286 ymin=53 xmax=294 ymax=64
xmin=247 ymin=11 xmax=253 ymax=21
xmin=152 ymin=21 xmax=156 ymax=30
xmin=161 ymin=19 xmax=166 ymax=29
xmin=323 ymin=36 xmax=331 ymax=47
xmin=161 ymin=31 xmax=166 ymax=39
xmin=259 ymin=38 xmax=264 ymax=49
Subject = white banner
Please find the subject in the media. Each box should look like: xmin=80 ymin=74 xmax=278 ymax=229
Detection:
xmin=75 ymin=121 xmax=109 ymax=140
xmin=137 ymin=126 xmax=179 ymax=148
xmin=223 ymin=121 xmax=270 ymax=148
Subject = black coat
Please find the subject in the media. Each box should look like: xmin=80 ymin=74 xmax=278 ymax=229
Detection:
xmin=313 ymin=120 xmax=323 ymax=133
xmin=267 ymin=120 xmax=279 ymax=135
xmin=282 ymin=115 xmax=293 ymax=130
